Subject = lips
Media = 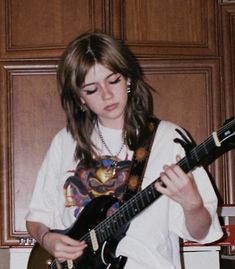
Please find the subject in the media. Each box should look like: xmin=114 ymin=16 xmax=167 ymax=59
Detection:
xmin=104 ymin=103 xmax=118 ymax=111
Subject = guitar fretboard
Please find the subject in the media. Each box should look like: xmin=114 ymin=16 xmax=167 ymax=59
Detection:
xmin=82 ymin=118 xmax=235 ymax=248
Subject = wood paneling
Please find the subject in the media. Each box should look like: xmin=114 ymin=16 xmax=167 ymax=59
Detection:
xmin=219 ymin=1 xmax=235 ymax=3
xmin=220 ymin=5 xmax=235 ymax=203
xmin=0 ymin=63 xmax=65 ymax=245
xmin=0 ymin=0 xmax=105 ymax=58
xmin=110 ymin=0 xmax=218 ymax=57
xmin=141 ymin=59 xmax=225 ymax=200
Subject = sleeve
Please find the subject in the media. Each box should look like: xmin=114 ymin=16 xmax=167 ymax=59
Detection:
xmin=25 ymin=131 xmax=63 ymax=228
xmin=167 ymin=125 xmax=223 ymax=244
xmin=169 ymin=166 xmax=223 ymax=244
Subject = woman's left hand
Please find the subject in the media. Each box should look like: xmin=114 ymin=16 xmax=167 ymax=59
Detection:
xmin=155 ymin=160 xmax=203 ymax=211
xmin=155 ymin=155 xmax=211 ymax=240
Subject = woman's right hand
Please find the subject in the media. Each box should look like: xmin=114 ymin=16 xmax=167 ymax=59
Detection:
xmin=42 ymin=232 xmax=87 ymax=263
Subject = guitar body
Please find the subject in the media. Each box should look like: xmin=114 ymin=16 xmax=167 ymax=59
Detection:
xmin=27 ymin=243 xmax=53 ymax=269
xmin=27 ymin=195 xmax=128 ymax=269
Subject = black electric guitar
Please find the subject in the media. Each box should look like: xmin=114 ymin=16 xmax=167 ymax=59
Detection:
xmin=27 ymin=118 xmax=235 ymax=269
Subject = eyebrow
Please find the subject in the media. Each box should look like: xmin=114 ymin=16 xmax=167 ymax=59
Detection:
xmin=82 ymin=72 xmax=116 ymax=88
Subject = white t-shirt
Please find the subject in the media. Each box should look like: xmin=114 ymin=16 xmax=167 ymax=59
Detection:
xmin=26 ymin=120 xmax=223 ymax=269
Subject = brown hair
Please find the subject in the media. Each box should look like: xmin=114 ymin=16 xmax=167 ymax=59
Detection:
xmin=57 ymin=32 xmax=154 ymax=166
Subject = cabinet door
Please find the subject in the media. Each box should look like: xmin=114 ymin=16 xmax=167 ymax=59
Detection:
xmin=141 ymin=58 xmax=225 ymax=201
xmin=110 ymin=0 xmax=218 ymax=57
xmin=220 ymin=4 xmax=235 ymax=203
xmin=0 ymin=63 xmax=65 ymax=246
xmin=0 ymin=0 xmax=105 ymax=59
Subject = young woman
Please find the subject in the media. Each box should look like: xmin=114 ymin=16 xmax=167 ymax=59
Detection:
xmin=26 ymin=32 xmax=223 ymax=269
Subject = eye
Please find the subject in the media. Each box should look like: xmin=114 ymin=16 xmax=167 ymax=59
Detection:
xmin=109 ymin=75 xmax=122 ymax=85
xmin=83 ymin=88 xmax=97 ymax=95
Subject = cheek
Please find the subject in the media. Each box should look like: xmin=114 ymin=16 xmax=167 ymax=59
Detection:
xmin=83 ymin=97 xmax=101 ymax=112
xmin=80 ymin=93 xmax=97 ymax=107
xmin=118 ymin=86 xmax=128 ymax=102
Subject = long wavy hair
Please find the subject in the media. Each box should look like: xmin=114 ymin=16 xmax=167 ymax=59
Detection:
xmin=57 ymin=32 xmax=154 ymax=167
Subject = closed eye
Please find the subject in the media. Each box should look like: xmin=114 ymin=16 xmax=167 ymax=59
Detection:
xmin=109 ymin=75 xmax=121 ymax=85
xmin=83 ymin=88 xmax=97 ymax=95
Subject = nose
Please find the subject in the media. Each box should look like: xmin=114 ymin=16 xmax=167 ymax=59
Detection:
xmin=100 ymin=83 xmax=113 ymax=100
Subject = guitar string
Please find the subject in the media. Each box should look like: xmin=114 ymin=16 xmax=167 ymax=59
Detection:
xmin=51 ymin=120 xmax=235 ymax=267
xmin=77 ymin=184 xmax=153 ymax=243
xmin=50 ymin=259 xmax=57 ymax=269
xmin=79 ymin=121 xmax=235 ymax=245
xmin=87 ymin=138 xmax=210 ymax=238
xmin=50 ymin=259 xmax=69 ymax=269
xmin=80 ymin=127 xmax=223 ymax=243
xmin=49 ymin=119 xmax=235 ymax=267
xmin=81 ymin=121 xmax=233 ymax=243
xmin=83 ymin=183 xmax=157 ymax=244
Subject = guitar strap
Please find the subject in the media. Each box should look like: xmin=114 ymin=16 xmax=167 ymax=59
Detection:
xmin=123 ymin=117 xmax=160 ymax=202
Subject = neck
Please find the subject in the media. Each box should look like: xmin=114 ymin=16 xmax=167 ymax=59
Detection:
xmin=98 ymin=118 xmax=124 ymax=130
xmin=96 ymin=122 xmax=126 ymax=158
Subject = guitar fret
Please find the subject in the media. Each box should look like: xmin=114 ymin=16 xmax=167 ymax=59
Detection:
xmin=149 ymin=186 xmax=157 ymax=200
xmin=180 ymin=158 xmax=191 ymax=173
xmin=116 ymin=208 xmax=128 ymax=228
xmin=112 ymin=217 xmax=119 ymax=232
xmin=131 ymin=198 xmax=140 ymax=214
xmin=146 ymin=190 xmax=151 ymax=204
xmin=139 ymin=195 xmax=146 ymax=208
xmin=149 ymin=187 xmax=157 ymax=202
xmin=115 ymin=213 xmax=124 ymax=227
xmin=120 ymin=212 xmax=127 ymax=223
xmin=123 ymin=205 xmax=131 ymax=222
xmin=98 ymin=229 xmax=105 ymax=242
xmin=202 ymin=141 xmax=209 ymax=155
xmin=140 ymin=196 xmax=145 ymax=208
xmin=192 ymin=149 xmax=200 ymax=163
xmin=111 ymin=218 xmax=117 ymax=228
xmin=129 ymin=204 xmax=137 ymax=217
xmin=140 ymin=190 xmax=151 ymax=207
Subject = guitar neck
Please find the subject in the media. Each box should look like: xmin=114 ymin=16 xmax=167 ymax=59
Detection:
xmin=84 ymin=118 xmax=235 ymax=246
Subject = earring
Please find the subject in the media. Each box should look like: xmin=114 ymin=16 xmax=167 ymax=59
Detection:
xmin=80 ymin=103 xmax=87 ymax=112
xmin=127 ymin=81 xmax=131 ymax=94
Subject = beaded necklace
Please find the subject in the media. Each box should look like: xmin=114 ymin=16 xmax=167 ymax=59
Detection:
xmin=96 ymin=123 xmax=126 ymax=158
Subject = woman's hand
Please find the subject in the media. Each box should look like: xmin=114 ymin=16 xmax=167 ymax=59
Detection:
xmin=155 ymin=162 xmax=203 ymax=211
xmin=42 ymin=232 xmax=87 ymax=263
xmin=155 ymin=156 xmax=211 ymax=240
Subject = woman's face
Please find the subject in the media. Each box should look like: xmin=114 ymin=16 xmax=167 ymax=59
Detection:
xmin=80 ymin=63 xmax=129 ymax=129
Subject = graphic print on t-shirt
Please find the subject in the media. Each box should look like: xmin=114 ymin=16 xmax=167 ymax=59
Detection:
xmin=63 ymin=156 xmax=131 ymax=217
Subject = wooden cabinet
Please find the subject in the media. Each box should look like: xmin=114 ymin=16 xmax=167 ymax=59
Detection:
xmin=0 ymin=0 xmax=234 ymax=247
